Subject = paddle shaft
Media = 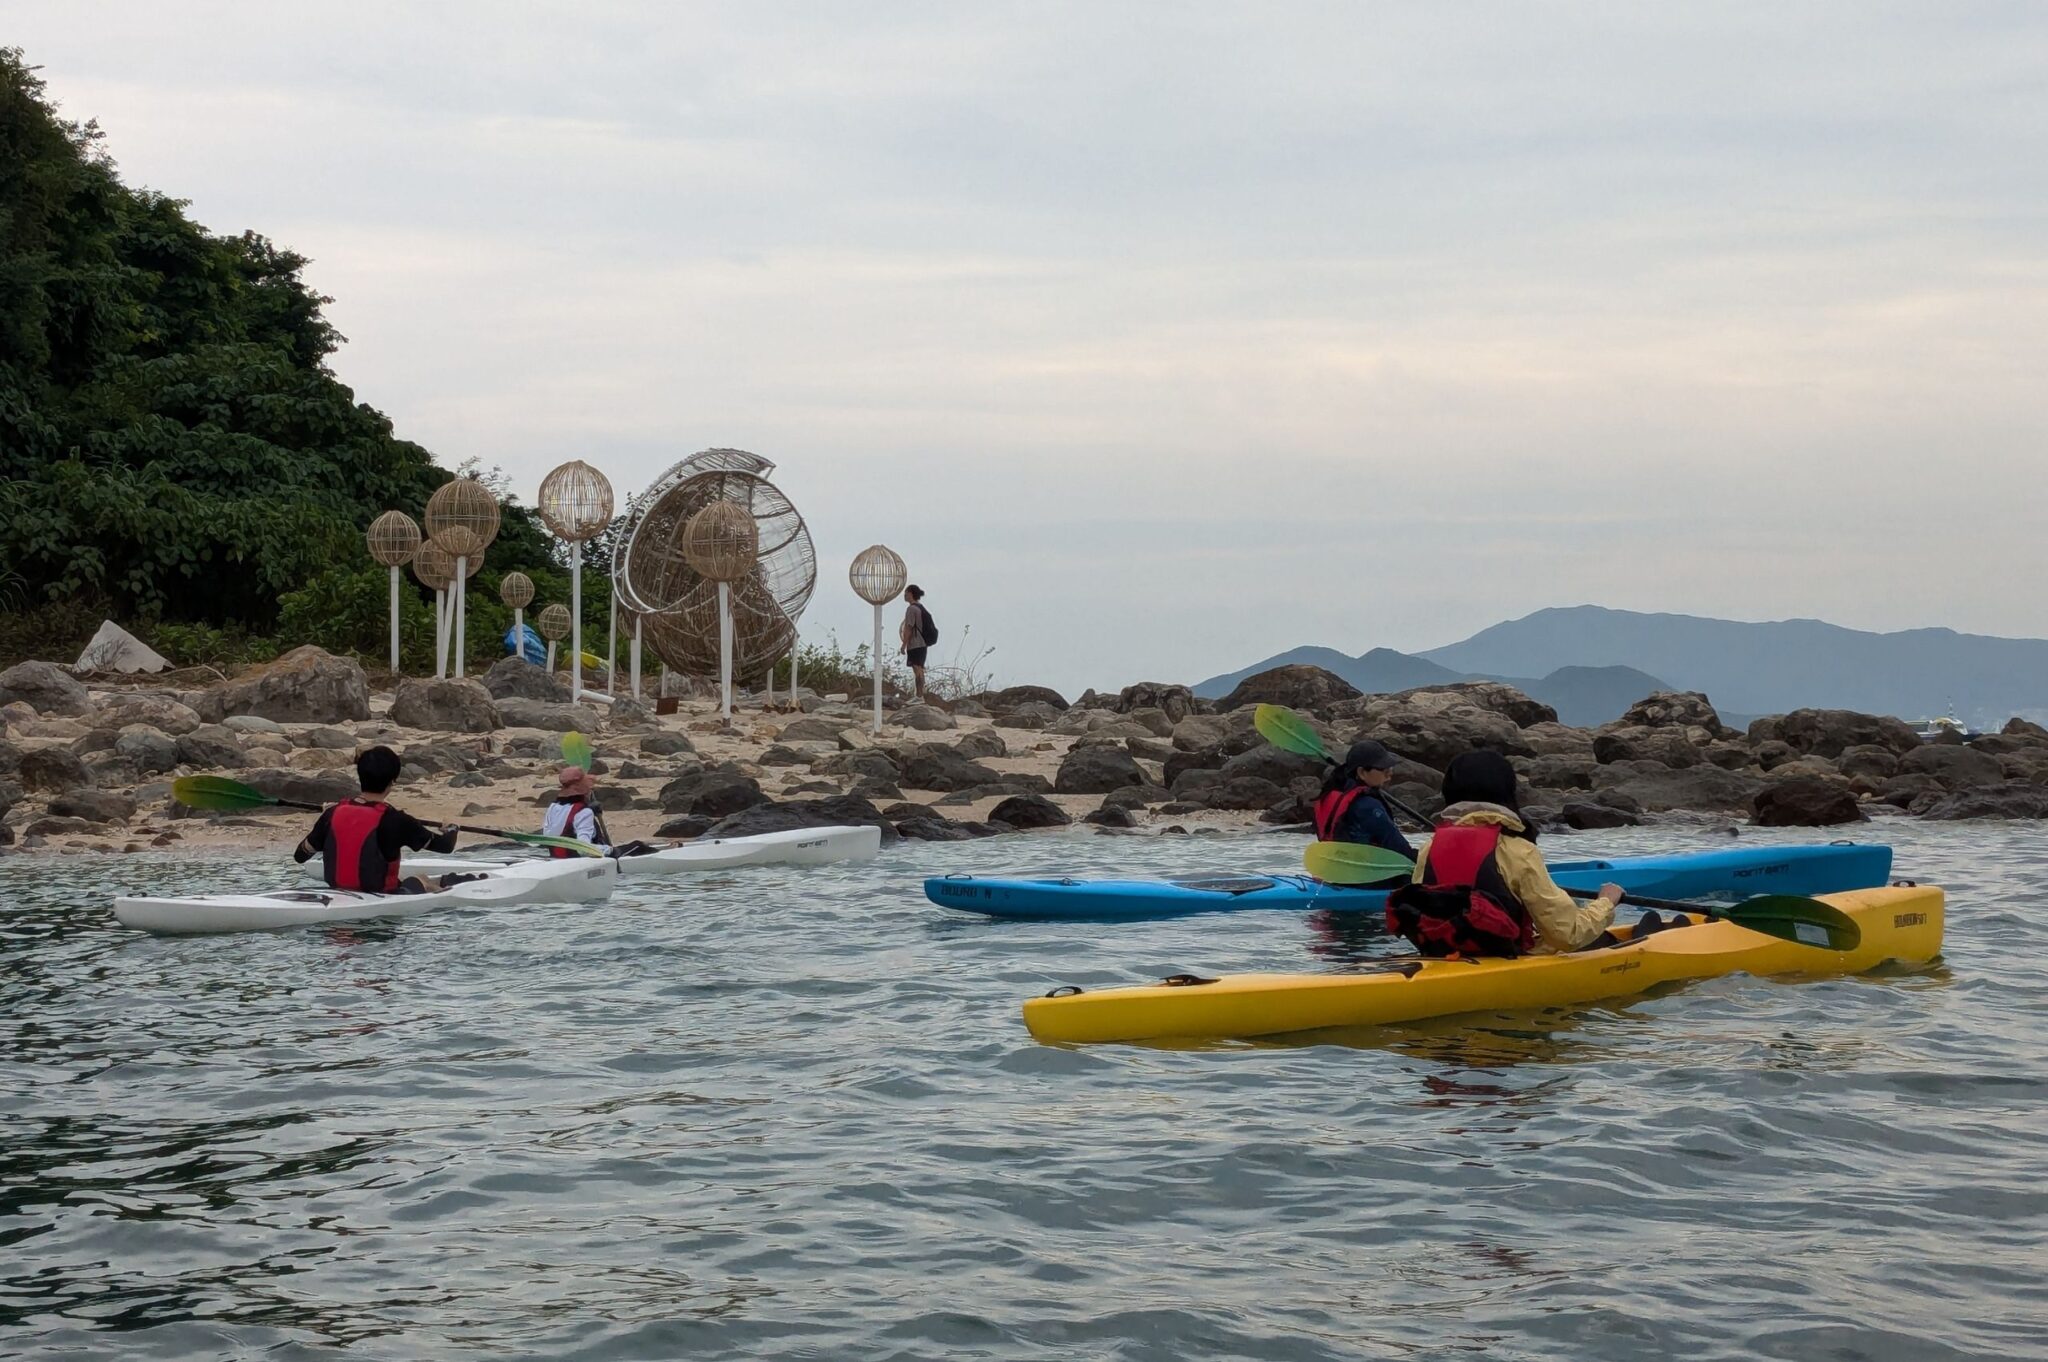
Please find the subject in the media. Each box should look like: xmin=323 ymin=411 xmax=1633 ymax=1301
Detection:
xmin=250 ymin=793 xmax=575 ymax=849
xmin=1561 ymin=883 xmax=1720 ymax=917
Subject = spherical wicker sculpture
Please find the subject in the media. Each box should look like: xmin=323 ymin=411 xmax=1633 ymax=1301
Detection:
xmin=434 ymin=523 xmax=485 ymax=562
xmin=615 ymin=454 xmax=815 ymax=684
xmin=850 ymin=545 xmax=907 ymax=604
xmin=537 ymin=461 xmax=614 ymax=542
xmin=413 ymin=539 xmax=455 ymax=592
xmin=500 ymin=572 xmax=534 ymax=609
xmin=367 ymin=511 xmax=422 ymax=567
xmin=537 ymin=604 xmax=571 ymax=641
xmin=682 ymin=502 xmax=761 ymax=582
xmin=424 ymin=476 xmax=501 ymax=550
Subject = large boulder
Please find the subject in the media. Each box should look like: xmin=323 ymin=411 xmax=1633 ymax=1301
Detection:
xmin=704 ymin=794 xmax=898 ymax=843
xmin=0 ymin=662 xmax=90 ymax=716
xmin=1753 ymin=777 xmax=1866 ymax=827
xmin=1591 ymin=725 xmax=1702 ymax=768
xmin=994 ymin=701 xmax=1064 ymax=731
xmin=1560 ymin=800 xmax=1641 ymax=829
xmin=639 ymin=733 xmax=697 ymax=757
xmin=1114 ymin=682 xmax=1197 ymax=724
xmin=1748 ymin=709 xmax=1920 ymax=759
xmin=95 ymin=693 xmax=202 ymax=735
xmin=48 ymin=789 xmax=139 ymax=824
xmin=954 ymin=728 xmax=1007 ymax=760
xmin=895 ymin=744 xmax=1002 ymax=793
xmin=17 ymin=747 xmax=91 ymax=795
xmin=1520 ymin=754 xmax=1600 ymax=791
xmin=1835 ymin=745 xmax=1900 ymax=781
xmin=781 ymin=715 xmax=856 ymax=743
xmin=1898 ymin=744 xmax=2005 ymax=788
xmin=243 ymin=769 xmax=358 ymax=807
xmin=1215 ymin=665 xmax=1361 ymax=713
xmin=897 ymin=705 xmax=957 ymax=732
xmin=1198 ymin=775 xmax=1289 ymax=811
xmin=1618 ymin=691 xmax=1733 ymax=736
xmin=496 ymin=698 xmax=604 ymax=733
xmin=1170 ymin=714 xmax=1231 ymax=752
xmin=1054 ymin=746 xmax=1147 ymax=794
xmin=657 ymin=768 xmax=767 ymax=818
xmin=1355 ymin=701 xmax=1533 ymax=773
xmin=203 ymin=647 xmax=370 ymax=724
xmin=113 ymin=725 xmax=179 ymax=775
xmin=1390 ymin=683 xmax=1556 ymax=729
xmin=988 ymin=793 xmax=1073 ymax=830
xmin=2001 ymin=716 xmax=2048 ymax=740
xmin=1521 ymin=722 xmax=1597 ymax=758
xmin=814 ymin=750 xmax=903 ymax=783
xmin=481 ymin=656 xmax=569 ymax=703
xmin=1600 ymin=765 xmax=1766 ymax=813
xmin=983 ymin=684 xmax=1070 ymax=712
xmin=1217 ymin=746 xmax=1323 ymax=786
xmin=1918 ymin=786 xmax=2048 ymax=820
xmin=392 ymin=678 xmax=503 ymax=733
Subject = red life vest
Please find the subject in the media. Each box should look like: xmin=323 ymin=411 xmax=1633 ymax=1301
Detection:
xmin=549 ymin=797 xmax=591 ymax=858
xmin=1384 ymin=823 xmax=1535 ymax=958
xmin=1312 ymin=786 xmax=1367 ymax=842
xmin=328 ymin=799 xmax=399 ymax=892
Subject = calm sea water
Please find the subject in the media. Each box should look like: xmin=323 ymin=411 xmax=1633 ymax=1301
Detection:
xmin=3 ymin=819 xmax=2043 ymax=1361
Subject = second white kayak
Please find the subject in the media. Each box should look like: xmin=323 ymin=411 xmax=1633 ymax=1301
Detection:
xmin=404 ymin=824 xmax=884 ymax=881
xmin=116 ymin=856 xmax=618 ymax=935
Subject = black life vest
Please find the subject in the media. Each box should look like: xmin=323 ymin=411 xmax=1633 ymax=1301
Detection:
xmin=1312 ymin=786 xmax=1368 ymax=842
xmin=327 ymin=799 xmax=398 ymax=892
xmin=1385 ymin=823 xmax=1535 ymax=958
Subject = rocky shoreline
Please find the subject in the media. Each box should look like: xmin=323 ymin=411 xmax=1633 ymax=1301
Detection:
xmin=2 ymin=651 xmax=2043 ymax=861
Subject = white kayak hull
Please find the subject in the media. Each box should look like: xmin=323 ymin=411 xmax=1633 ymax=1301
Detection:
xmin=118 ymin=857 xmax=617 ymax=935
xmin=404 ymin=824 xmax=883 ymax=881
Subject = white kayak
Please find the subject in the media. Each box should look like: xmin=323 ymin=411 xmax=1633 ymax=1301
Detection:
xmin=117 ymin=856 xmax=618 ymax=935
xmin=403 ymin=824 xmax=883 ymax=881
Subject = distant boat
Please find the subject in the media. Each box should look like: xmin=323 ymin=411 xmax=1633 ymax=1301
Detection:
xmin=1908 ymin=712 xmax=1980 ymax=741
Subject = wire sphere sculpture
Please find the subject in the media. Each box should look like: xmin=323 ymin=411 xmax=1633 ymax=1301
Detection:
xmin=537 ymin=460 xmax=614 ymax=542
xmin=500 ymin=572 xmax=535 ymax=609
xmin=613 ymin=451 xmax=816 ymax=680
xmin=536 ymin=603 xmax=572 ymax=642
xmin=424 ymin=477 xmax=501 ymax=551
xmin=413 ymin=538 xmax=455 ymax=591
xmin=682 ymin=502 xmax=760 ymax=582
xmin=367 ymin=511 xmax=422 ymax=567
xmin=435 ymin=524 xmax=485 ymax=562
xmin=849 ymin=545 xmax=907 ymax=605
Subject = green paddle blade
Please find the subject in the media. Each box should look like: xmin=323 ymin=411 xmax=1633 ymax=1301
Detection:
xmin=562 ymin=732 xmax=594 ymax=770
xmin=1304 ymin=840 xmax=1417 ymax=885
xmin=172 ymin=775 xmax=282 ymax=811
xmin=1255 ymin=704 xmax=1329 ymax=762
xmin=1719 ymin=895 xmax=1863 ymax=951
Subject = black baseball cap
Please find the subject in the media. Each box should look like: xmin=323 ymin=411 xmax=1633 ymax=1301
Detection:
xmin=1343 ymin=740 xmax=1398 ymax=772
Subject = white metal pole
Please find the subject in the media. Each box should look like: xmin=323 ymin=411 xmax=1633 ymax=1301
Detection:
xmin=607 ymin=591 xmax=617 ymax=696
xmin=871 ymin=601 xmax=884 ymax=734
xmin=435 ymin=588 xmax=448 ymax=678
xmin=513 ymin=607 xmax=524 ymax=659
xmin=569 ymin=541 xmax=583 ymax=701
xmin=631 ymin=616 xmax=642 ymax=698
xmin=453 ymin=558 xmax=467 ymax=678
xmin=790 ymin=644 xmax=799 ymax=696
xmin=546 ymin=640 xmax=556 ymax=674
xmin=388 ymin=565 xmax=401 ymax=674
xmin=765 ymin=668 xmax=773 ymax=708
xmin=717 ymin=581 xmax=733 ymax=721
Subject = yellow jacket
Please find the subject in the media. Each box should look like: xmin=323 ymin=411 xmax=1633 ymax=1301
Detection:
xmin=1414 ymin=803 xmax=1614 ymax=954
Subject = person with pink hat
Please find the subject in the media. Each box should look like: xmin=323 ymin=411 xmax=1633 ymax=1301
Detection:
xmin=541 ymin=765 xmax=614 ymax=857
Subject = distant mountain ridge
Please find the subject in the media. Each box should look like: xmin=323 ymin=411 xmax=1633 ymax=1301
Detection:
xmin=1195 ymin=606 xmax=2048 ymax=728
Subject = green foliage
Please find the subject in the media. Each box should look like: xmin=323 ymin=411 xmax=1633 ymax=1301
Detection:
xmin=276 ymin=565 xmax=437 ymax=672
xmin=143 ymin=620 xmax=280 ymax=670
xmin=0 ymin=48 xmax=452 ymax=628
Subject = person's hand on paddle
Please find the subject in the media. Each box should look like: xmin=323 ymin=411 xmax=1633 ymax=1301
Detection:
xmin=1598 ymin=882 xmax=1624 ymax=905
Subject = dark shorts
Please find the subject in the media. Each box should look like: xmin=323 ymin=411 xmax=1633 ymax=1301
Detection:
xmin=906 ymin=647 xmax=928 ymax=667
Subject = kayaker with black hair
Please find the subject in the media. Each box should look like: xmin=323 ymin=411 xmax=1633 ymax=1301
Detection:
xmin=293 ymin=745 xmax=463 ymax=894
xmin=1389 ymin=750 xmax=1621 ymax=957
xmin=543 ymin=765 xmax=656 ymax=858
xmin=1312 ymin=740 xmax=1415 ymax=859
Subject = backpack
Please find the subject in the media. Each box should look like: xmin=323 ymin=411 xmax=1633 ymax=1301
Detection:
xmin=917 ymin=603 xmax=938 ymax=646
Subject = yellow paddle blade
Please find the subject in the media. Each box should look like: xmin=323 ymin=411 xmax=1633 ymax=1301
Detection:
xmin=562 ymin=732 xmax=594 ymax=770
xmin=1304 ymin=840 xmax=1416 ymax=885
xmin=1255 ymin=704 xmax=1328 ymax=761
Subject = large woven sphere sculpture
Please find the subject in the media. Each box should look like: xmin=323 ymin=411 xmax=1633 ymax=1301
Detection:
xmin=536 ymin=603 xmax=571 ymax=642
xmin=620 ymin=463 xmax=816 ymax=680
xmin=500 ymin=572 xmax=535 ymax=609
xmin=850 ymin=545 xmax=907 ymax=605
xmin=433 ymin=524 xmax=485 ymax=562
xmin=413 ymin=538 xmax=455 ymax=591
xmin=367 ymin=511 xmax=422 ymax=567
xmin=537 ymin=460 xmax=614 ymax=542
xmin=682 ymin=502 xmax=760 ymax=582
xmin=424 ymin=476 xmax=501 ymax=551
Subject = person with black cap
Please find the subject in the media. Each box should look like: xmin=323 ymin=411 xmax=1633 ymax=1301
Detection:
xmin=1312 ymin=740 xmax=1415 ymax=858
xmin=1388 ymin=750 xmax=1622 ymax=957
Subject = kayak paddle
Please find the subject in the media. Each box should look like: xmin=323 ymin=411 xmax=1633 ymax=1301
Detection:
xmin=170 ymin=775 xmax=606 ymax=858
xmin=1256 ymin=703 xmax=1437 ymax=830
xmin=562 ymin=731 xmax=594 ymax=770
xmin=1562 ymin=885 xmax=1862 ymax=951
xmin=1304 ymin=840 xmax=1417 ymax=884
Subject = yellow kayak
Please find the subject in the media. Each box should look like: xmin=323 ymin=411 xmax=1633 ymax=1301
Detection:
xmin=1022 ymin=884 xmax=1944 ymax=1045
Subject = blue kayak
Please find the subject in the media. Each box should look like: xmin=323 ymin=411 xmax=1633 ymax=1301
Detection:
xmin=925 ymin=842 xmax=1894 ymax=921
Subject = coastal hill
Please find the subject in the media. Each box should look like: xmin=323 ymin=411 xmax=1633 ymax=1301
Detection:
xmin=1195 ymin=606 xmax=2048 ymax=728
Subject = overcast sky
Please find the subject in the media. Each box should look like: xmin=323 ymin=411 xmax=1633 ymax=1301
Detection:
xmin=14 ymin=3 xmax=2047 ymax=695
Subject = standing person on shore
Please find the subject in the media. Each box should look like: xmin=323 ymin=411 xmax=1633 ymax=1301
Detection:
xmin=898 ymin=584 xmax=937 ymax=703
xmin=293 ymin=746 xmax=463 ymax=893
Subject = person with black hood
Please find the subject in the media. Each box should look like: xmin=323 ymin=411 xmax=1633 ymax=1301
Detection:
xmin=1312 ymin=740 xmax=1415 ymax=859
xmin=1390 ymin=750 xmax=1622 ymax=956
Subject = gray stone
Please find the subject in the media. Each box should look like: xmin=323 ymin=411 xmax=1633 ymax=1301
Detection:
xmin=782 ymin=715 xmax=857 ymax=743
xmin=481 ymin=656 xmax=570 ymax=703
xmin=954 ymin=728 xmax=1007 ymax=760
xmin=983 ymin=684 xmax=1070 ymax=712
xmin=1054 ymin=746 xmax=1146 ymax=794
xmin=1218 ymin=746 xmax=1323 ymax=786
xmin=1520 ymin=722 xmax=1597 ymax=758
xmin=1126 ymin=735 xmax=1176 ymax=763
xmin=1898 ymin=744 xmax=2005 ymax=788
xmin=1918 ymin=786 xmax=2048 ymax=819
xmin=1602 ymin=765 xmax=1766 ymax=813
xmin=1618 ymin=691 xmax=1733 ymax=736
xmin=1121 ymin=706 xmax=1176 ymax=739
xmin=175 ymin=725 xmax=250 ymax=770
xmin=758 ymin=744 xmax=815 ymax=767
xmin=994 ymin=701 xmax=1063 ymax=731
xmin=897 ymin=705 xmax=957 ymax=732
xmin=1753 ymin=777 xmax=1866 ymax=827
xmin=638 ymin=733 xmax=696 ymax=757
xmin=496 ymin=698 xmax=604 ymax=733
xmin=1520 ymin=754 xmax=1599 ymax=790
xmin=203 ymin=646 xmax=370 ymax=724
xmin=95 ymin=692 xmax=202 ymax=735
xmin=1202 ymin=775 xmax=1288 ymax=811
xmin=1215 ymin=664 xmax=1361 ymax=713
xmin=449 ymin=771 xmax=492 ymax=788
xmin=1114 ymin=683 xmax=1198 ymax=724
xmin=391 ymin=678 xmax=503 ymax=733
xmin=705 ymin=794 xmax=898 ymax=843
xmin=814 ymin=750 xmax=903 ymax=783
xmin=1592 ymin=725 xmax=1702 ymax=768
xmin=988 ymin=793 xmax=1072 ymax=830
xmin=1561 ymin=800 xmax=1641 ymax=829
xmin=1170 ymin=714 xmax=1230 ymax=753
xmin=1748 ymin=709 xmax=1921 ymax=759
xmin=113 ymin=725 xmax=179 ymax=775
xmin=17 ymin=747 xmax=91 ymax=795
xmin=657 ymin=769 xmax=767 ymax=818
xmin=1083 ymin=804 xmax=1137 ymax=828
xmin=0 ymin=661 xmax=90 ymax=716
xmin=49 ymin=789 xmax=140 ymax=824
xmin=224 ymin=714 xmax=285 ymax=734
xmin=896 ymin=744 xmax=1002 ymax=793
xmin=244 ymin=769 xmax=358 ymax=808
